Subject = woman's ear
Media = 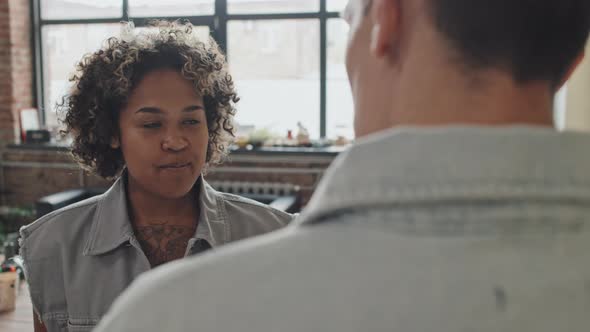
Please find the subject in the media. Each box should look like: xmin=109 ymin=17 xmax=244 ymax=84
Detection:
xmin=110 ymin=137 xmax=120 ymax=149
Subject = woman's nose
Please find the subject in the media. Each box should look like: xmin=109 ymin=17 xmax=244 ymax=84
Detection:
xmin=161 ymin=135 xmax=189 ymax=152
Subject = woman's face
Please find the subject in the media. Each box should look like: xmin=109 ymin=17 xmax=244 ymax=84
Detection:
xmin=115 ymin=68 xmax=209 ymax=199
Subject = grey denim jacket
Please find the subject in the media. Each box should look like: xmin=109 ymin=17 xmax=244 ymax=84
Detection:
xmin=19 ymin=176 xmax=293 ymax=332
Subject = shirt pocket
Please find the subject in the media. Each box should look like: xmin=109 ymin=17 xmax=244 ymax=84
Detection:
xmin=67 ymin=318 xmax=99 ymax=332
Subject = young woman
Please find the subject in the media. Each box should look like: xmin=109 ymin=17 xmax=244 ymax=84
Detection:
xmin=20 ymin=21 xmax=293 ymax=332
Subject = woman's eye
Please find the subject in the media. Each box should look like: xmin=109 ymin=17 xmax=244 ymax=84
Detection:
xmin=183 ymin=119 xmax=200 ymax=125
xmin=143 ymin=122 xmax=161 ymax=129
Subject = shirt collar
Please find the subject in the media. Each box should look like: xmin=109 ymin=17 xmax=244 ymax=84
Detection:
xmin=84 ymin=173 xmax=227 ymax=256
xmin=299 ymin=126 xmax=590 ymax=224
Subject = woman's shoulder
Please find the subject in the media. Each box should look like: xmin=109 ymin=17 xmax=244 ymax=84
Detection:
xmin=218 ymin=192 xmax=293 ymax=217
xmin=21 ymin=195 xmax=102 ymax=236
xmin=202 ymin=179 xmax=294 ymax=222
xmin=216 ymin=192 xmax=295 ymax=233
xmin=19 ymin=194 xmax=103 ymax=255
xmin=18 ymin=194 xmax=108 ymax=327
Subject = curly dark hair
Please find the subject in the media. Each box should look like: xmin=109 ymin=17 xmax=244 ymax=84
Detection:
xmin=60 ymin=21 xmax=238 ymax=179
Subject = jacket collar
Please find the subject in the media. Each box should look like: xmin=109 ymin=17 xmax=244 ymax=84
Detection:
xmin=194 ymin=178 xmax=228 ymax=248
xmin=84 ymin=173 xmax=227 ymax=256
xmin=300 ymin=126 xmax=590 ymax=224
xmin=83 ymin=175 xmax=132 ymax=256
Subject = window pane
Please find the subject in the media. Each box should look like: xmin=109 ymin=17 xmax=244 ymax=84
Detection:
xmin=228 ymin=0 xmax=318 ymax=14
xmin=129 ymin=0 xmax=214 ymax=17
xmin=42 ymin=24 xmax=120 ymax=128
xmin=41 ymin=0 xmax=122 ymax=20
xmin=228 ymin=20 xmax=320 ymax=138
xmin=135 ymin=26 xmax=211 ymax=43
xmin=327 ymin=19 xmax=354 ymax=139
xmin=327 ymin=0 xmax=349 ymax=12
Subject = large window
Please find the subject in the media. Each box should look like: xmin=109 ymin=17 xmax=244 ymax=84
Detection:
xmin=33 ymin=0 xmax=352 ymax=139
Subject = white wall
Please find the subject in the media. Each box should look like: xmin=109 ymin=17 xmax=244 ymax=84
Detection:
xmin=564 ymin=43 xmax=590 ymax=131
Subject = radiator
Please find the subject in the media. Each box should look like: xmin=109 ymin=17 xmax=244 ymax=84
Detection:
xmin=209 ymin=181 xmax=300 ymax=196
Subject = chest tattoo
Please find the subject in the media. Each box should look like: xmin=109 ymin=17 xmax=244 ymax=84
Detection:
xmin=135 ymin=221 xmax=196 ymax=267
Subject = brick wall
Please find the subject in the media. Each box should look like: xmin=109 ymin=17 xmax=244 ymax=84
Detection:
xmin=0 ymin=0 xmax=33 ymax=145
xmin=0 ymin=1 xmax=13 ymax=143
xmin=1 ymin=148 xmax=112 ymax=206
xmin=1 ymin=147 xmax=335 ymax=209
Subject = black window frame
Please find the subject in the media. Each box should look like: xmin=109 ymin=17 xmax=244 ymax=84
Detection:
xmin=31 ymin=0 xmax=344 ymax=138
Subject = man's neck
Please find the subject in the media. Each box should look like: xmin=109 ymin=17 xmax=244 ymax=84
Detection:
xmin=392 ymin=62 xmax=555 ymax=128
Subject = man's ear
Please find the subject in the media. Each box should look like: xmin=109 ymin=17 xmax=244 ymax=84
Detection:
xmin=370 ymin=0 xmax=401 ymax=59
xmin=557 ymin=51 xmax=585 ymax=89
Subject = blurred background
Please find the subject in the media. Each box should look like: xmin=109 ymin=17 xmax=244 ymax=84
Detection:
xmin=0 ymin=0 xmax=356 ymax=230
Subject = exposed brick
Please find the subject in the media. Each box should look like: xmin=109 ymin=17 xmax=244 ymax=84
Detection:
xmin=1 ymin=148 xmax=335 ymax=208
xmin=3 ymin=166 xmax=82 ymax=206
xmin=3 ymin=150 xmax=73 ymax=163
xmin=0 ymin=0 xmax=52 ymax=205
xmin=0 ymin=0 xmax=32 ymax=147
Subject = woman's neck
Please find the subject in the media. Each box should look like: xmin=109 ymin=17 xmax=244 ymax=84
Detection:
xmin=125 ymin=175 xmax=200 ymax=227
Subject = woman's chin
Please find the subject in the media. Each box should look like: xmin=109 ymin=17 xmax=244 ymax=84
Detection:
xmin=149 ymin=176 xmax=200 ymax=200
xmin=154 ymin=186 xmax=196 ymax=200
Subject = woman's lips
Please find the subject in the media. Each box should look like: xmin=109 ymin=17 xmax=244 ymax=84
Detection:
xmin=158 ymin=162 xmax=191 ymax=170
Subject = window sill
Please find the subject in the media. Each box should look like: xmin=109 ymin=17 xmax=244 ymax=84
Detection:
xmin=6 ymin=143 xmax=69 ymax=152
xmin=6 ymin=143 xmax=346 ymax=156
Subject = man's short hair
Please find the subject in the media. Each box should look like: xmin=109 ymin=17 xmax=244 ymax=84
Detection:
xmin=428 ymin=0 xmax=590 ymax=84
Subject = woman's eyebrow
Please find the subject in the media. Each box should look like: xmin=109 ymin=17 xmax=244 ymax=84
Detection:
xmin=182 ymin=105 xmax=204 ymax=112
xmin=134 ymin=105 xmax=204 ymax=114
xmin=135 ymin=107 xmax=162 ymax=114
